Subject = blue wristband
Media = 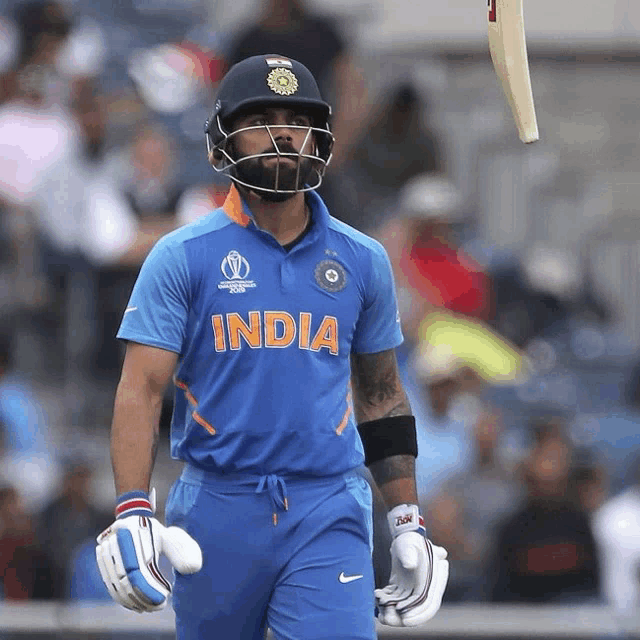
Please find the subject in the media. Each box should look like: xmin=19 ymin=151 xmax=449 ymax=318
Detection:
xmin=115 ymin=490 xmax=153 ymax=519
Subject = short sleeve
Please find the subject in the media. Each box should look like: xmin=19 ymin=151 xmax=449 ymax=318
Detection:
xmin=117 ymin=236 xmax=190 ymax=354
xmin=351 ymin=241 xmax=404 ymax=354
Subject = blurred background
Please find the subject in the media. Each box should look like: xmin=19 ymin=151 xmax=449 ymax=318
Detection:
xmin=0 ymin=0 xmax=639 ymax=635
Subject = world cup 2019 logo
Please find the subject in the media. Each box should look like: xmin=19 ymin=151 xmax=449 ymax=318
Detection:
xmin=222 ymin=250 xmax=250 ymax=280
xmin=218 ymin=250 xmax=256 ymax=294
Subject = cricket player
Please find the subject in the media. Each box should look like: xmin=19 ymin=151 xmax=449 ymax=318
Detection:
xmin=96 ymin=54 xmax=449 ymax=640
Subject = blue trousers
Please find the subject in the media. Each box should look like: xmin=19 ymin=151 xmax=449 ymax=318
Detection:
xmin=165 ymin=465 xmax=376 ymax=640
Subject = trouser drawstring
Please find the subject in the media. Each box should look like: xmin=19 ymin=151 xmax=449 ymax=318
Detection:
xmin=256 ymin=474 xmax=289 ymax=526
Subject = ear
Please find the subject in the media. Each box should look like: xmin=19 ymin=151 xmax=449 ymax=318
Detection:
xmin=208 ymin=149 xmax=223 ymax=165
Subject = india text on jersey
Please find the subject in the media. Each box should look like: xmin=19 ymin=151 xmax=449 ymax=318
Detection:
xmin=211 ymin=311 xmax=338 ymax=354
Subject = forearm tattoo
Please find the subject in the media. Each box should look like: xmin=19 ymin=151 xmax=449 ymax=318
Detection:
xmin=350 ymin=350 xmax=411 ymax=421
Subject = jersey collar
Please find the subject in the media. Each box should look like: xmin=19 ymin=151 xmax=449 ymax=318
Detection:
xmin=222 ymin=184 xmax=251 ymax=227
xmin=222 ymin=184 xmax=330 ymax=237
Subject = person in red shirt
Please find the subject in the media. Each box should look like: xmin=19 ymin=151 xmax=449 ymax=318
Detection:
xmin=376 ymin=173 xmax=492 ymax=347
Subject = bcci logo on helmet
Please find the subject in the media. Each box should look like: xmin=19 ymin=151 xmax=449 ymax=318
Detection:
xmin=266 ymin=68 xmax=298 ymax=96
xmin=218 ymin=250 xmax=257 ymax=294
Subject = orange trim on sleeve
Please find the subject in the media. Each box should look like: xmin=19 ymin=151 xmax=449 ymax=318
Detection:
xmin=192 ymin=411 xmax=216 ymax=436
xmin=174 ymin=379 xmax=217 ymax=435
xmin=222 ymin=185 xmax=251 ymax=227
xmin=335 ymin=390 xmax=353 ymax=435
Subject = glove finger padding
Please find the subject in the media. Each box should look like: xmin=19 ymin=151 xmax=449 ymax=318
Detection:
xmin=96 ymin=516 xmax=172 ymax=612
xmin=375 ymin=533 xmax=449 ymax=627
xmin=118 ymin=519 xmax=171 ymax=606
xmin=400 ymin=541 xmax=449 ymax=626
xmin=109 ymin=530 xmax=156 ymax=611
xmin=95 ymin=538 xmax=142 ymax=612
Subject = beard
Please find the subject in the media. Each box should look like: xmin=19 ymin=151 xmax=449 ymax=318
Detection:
xmin=231 ymin=143 xmax=316 ymax=202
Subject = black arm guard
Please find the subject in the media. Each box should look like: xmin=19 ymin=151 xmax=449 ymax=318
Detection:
xmin=357 ymin=415 xmax=417 ymax=467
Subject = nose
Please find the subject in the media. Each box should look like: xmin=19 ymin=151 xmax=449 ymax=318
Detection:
xmin=272 ymin=124 xmax=293 ymax=141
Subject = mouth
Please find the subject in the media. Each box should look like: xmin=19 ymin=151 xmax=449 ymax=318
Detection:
xmin=264 ymin=155 xmax=298 ymax=165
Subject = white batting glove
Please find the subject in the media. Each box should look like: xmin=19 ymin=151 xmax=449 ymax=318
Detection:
xmin=375 ymin=504 xmax=449 ymax=627
xmin=95 ymin=489 xmax=203 ymax=613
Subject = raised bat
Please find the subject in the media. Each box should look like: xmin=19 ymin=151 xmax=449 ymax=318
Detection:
xmin=488 ymin=0 xmax=539 ymax=143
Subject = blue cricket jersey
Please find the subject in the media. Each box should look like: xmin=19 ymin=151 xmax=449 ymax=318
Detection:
xmin=117 ymin=185 xmax=403 ymax=477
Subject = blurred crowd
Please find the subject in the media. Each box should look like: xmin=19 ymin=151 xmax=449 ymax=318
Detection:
xmin=0 ymin=0 xmax=639 ymax=618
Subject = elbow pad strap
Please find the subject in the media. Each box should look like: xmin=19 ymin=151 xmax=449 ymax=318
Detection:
xmin=357 ymin=415 xmax=417 ymax=467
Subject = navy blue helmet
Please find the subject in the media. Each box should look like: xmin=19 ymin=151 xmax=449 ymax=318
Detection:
xmin=204 ymin=54 xmax=334 ymax=196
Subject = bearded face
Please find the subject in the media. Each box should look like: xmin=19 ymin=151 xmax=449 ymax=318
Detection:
xmin=228 ymin=137 xmax=317 ymax=202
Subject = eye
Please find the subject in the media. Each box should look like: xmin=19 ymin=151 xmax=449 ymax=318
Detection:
xmin=249 ymin=116 xmax=268 ymax=126
xmin=292 ymin=116 xmax=311 ymax=127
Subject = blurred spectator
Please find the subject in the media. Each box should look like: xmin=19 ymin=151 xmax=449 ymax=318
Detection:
xmin=340 ymin=82 xmax=443 ymax=231
xmin=17 ymin=79 xmax=176 ymax=396
xmin=223 ymin=0 xmax=368 ymax=171
xmin=568 ymin=449 xmax=609 ymax=515
xmin=489 ymin=261 xmax=573 ymax=350
xmin=37 ymin=462 xmax=110 ymax=598
xmin=0 ymin=330 xmax=48 ymax=455
xmin=592 ymin=455 xmax=640 ymax=614
xmin=375 ymin=173 xmax=491 ymax=346
xmin=0 ymin=5 xmax=80 ymax=256
xmin=488 ymin=419 xmax=602 ymax=603
xmin=73 ymin=86 xmax=176 ymax=270
xmin=0 ymin=328 xmax=59 ymax=512
xmin=175 ymin=181 xmax=230 ymax=227
xmin=411 ymin=311 xmax=525 ymax=394
xmin=0 ymin=485 xmax=55 ymax=600
xmin=128 ymin=40 xmax=216 ymax=117
xmin=11 ymin=1 xmax=74 ymax=104
xmin=577 ymin=361 xmax=640 ymax=495
xmin=489 ymin=246 xmax=610 ymax=350
xmin=68 ymin=537 xmax=111 ymax=601
xmin=111 ymin=122 xmax=184 ymax=221
xmin=402 ymin=307 xmax=524 ymax=531
xmin=0 ymin=3 xmax=90 ymax=387
xmin=93 ymin=118 xmax=180 ymax=386
xmin=398 ymin=345 xmax=481 ymax=502
xmin=425 ymin=408 xmax=525 ymax=602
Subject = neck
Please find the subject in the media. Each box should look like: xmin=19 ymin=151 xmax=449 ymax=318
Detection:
xmin=244 ymin=190 xmax=309 ymax=245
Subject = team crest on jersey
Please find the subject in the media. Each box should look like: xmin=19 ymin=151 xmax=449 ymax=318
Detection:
xmin=218 ymin=250 xmax=257 ymax=294
xmin=266 ymin=68 xmax=298 ymax=96
xmin=315 ymin=259 xmax=347 ymax=293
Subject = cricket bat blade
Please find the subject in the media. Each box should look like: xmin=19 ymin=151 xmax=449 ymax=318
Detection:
xmin=488 ymin=0 xmax=539 ymax=143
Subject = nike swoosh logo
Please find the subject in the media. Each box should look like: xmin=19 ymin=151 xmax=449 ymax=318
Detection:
xmin=124 ymin=307 xmax=138 ymax=314
xmin=339 ymin=572 xmax=363 ymax=584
